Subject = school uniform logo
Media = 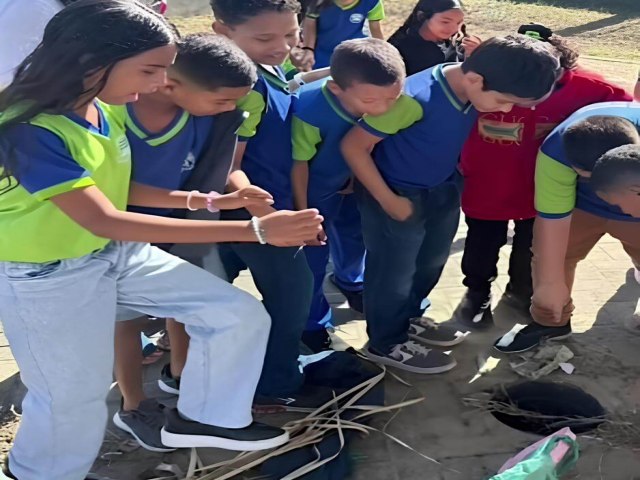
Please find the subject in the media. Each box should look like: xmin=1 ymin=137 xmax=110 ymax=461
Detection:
xmin=181 ymin=152 xmax=196 ymax=172
xmin=349 ymin=13 xmax=365 ymax=23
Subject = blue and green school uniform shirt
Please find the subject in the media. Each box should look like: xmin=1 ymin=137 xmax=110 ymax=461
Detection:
xmin=0 ymin=101 xmax=132 ymax=263
xmin=535 ymin=101 xmax=640 ymax=222
xmin=292 ymin=80 xmax=357 ymax=203
xmin=122 ymin=104 xmax=215 ymax=216
xmin=236 ymin=65 xmax=295 ymax=211
xmin=292 ymin=79 xmax=415 ymax=203
xmin=360 ymin=64 xmax=478 ymax=190
xmin=307 ymin=0 xmax=385 ymax=68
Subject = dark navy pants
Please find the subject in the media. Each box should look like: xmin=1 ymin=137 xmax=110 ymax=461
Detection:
xmin=304 ymin=192 xmax=365 ymax=331
xmin=356 ymin=174 xmax=462 ymax=354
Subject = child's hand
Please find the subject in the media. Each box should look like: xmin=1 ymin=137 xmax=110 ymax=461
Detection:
xmin=213 ymin=186 xmax=274 ymax=211
xmin=462 ymin=35 xmax=482 ymax=57
xmin=304 ymin=225 xmax=327 ymax=246
xmin=259 ymin=209 xmax=324 ymax=247
xmin=301 ymin=50 xmax=315 ymax=71
xmin=382 ymin=194 xmax=413 ymax=221
xmin=530 ymin=282 xmax=572 ymax=325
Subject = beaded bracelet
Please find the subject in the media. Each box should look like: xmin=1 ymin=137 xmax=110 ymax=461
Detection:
xmin=250 ymin=216 xmax=267 ymax=245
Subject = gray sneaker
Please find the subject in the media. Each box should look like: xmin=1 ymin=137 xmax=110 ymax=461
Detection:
xmin=158 ymin=363 xmax=180 ymax=395
xmin=113 ymin=399 xmax=176 ymax=452
xmin=365 ymin=340 xmax=457 ymax=374
xmin=409 ymin=318 xmax=468 ymax=347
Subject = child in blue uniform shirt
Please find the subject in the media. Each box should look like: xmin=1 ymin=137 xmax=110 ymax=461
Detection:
xmin=112 ymin=33 xmax=282 ymax=452
xmin=210 ymin=0 xmax=335 ymax=410
xmin=301 ymin=0 xmax=386 ymax=69
xmin=342 ymin=35 xmax=562 ymax=375
xmin=291 ymin=38 xmax=407 ymax=351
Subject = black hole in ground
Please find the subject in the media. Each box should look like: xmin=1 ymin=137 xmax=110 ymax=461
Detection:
xmin=490 ymin=381 xmax=606 ymax=436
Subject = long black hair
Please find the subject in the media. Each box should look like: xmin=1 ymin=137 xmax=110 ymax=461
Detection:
xmin=517 ymin=24 xmax=579 ymax=70
xmin=388 ymin=0 xmax=463 ymax=45
xmin=0 ymin=0 xmax=177 ymax=192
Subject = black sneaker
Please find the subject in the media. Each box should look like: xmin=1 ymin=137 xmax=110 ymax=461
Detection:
xmin=158 ymin=363 xmax=180 ymax=395
xmin=113 ymin=399 xmax=176 ymax=452
xmin=454 ymin=290 xmax=493 ymax=329
xmin=161 ymin=408 xmax=289 ymax=451
xmin=253 ymin=384 xmax=336 ymax=414
xmin=364 ymin=341 xmax=457 ymax=374
xmin=301 ymin=329 xmax=332 ymax=353
xmin=502 ymin=284 xmax=532 ymax=315
xmin=493 ymin=321 xmax=572 ymax=354
xmin=329 ymin=274 xmax=363 ymax=314
xmin=408 ymin=317 xmax=468 ymax=346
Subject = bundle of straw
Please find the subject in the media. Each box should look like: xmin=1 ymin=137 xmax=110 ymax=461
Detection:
xmin=150 ymin=364 xmax=428 ymax=480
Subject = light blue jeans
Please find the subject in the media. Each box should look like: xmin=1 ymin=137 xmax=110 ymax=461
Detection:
xmin=0 ymin=242 xmax=270 ymax=480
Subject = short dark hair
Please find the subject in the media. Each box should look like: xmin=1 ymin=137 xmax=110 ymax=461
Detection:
xmin=173 ymin=34 xmax=257 ymax=90
xmin=210 ymin=0 xmax=300 ymax=26
xmin=591 ymin=145 xmax=640 ymax=193
xmin=331 ymin=38 xmax=405 ymax=90
xmin=563 ymin=116 xmax=640 ymax=171
xmin=461 ymin=35 xmax=561 ymax=100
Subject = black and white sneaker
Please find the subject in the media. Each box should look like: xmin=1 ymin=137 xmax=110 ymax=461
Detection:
xmin=408 ymin=317 xmax=468 ymax=346
xmin=364 ymin=340 xmax=456 ymax=374
xmin=253 ymin=384 xmax=336 ymax=414
xmin=161 ymin=408 xmax=289 ymax=451
xmin=493 ymin=321 xmax=572 ymax=354
xmin=454 ymin=290 xmax=493 ymax=329
xmin=113 ymin=399 xmax=176 ymax=452
xmin=157 ymin=363 xmax=180 ymax=395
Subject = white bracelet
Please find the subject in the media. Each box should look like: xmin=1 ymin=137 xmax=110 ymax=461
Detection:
xmin=250 ymin=216 xmax=267 ymax=245
xmin=186 ymin=190 xmax=199 ymax=211
xmin=293 ymin=72 xmax=306 ymax=87
xmin=206 ymin=191 xmax=223 ymax=213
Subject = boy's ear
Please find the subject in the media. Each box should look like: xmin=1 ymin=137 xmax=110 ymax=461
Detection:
xmin=465 ymin=71 xmax=485 ymax=89
xmin=212 ymin=20 xmax=231 ymax=37
xmin=326 ymin=79 xmax=343 ymax=96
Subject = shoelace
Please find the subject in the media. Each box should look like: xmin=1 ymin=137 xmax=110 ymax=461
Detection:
xmin=398 ymin=340 xmax=432 ymax=357
xmin=411 ymin=317 xmax=437 ymax=329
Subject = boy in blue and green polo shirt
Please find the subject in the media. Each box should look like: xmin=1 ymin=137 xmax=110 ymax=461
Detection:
xmin=342 ymin=35 xmax=562 ymax=374
xmin=301 ymin=0 xmax=386 ymax=69
xmin=111 ymin=33 xmax=277 ymax=452
xmin=211 ymin=0 xmax=337 ymax=410
xmin=494 ymin=102 xmax=640 ymax=354
xmin=291 ymin=38 xmax=406 ymax=351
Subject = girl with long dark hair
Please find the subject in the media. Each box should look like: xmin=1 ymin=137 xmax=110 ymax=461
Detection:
xmin=0 ymin=1 xmax=321 ymax=478
xmin=388 ymin=0 xmax=480 ymax=75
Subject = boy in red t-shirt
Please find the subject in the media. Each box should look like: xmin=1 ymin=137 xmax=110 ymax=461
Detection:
xmin=455 ymin=24 xmax=632 ymax=327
